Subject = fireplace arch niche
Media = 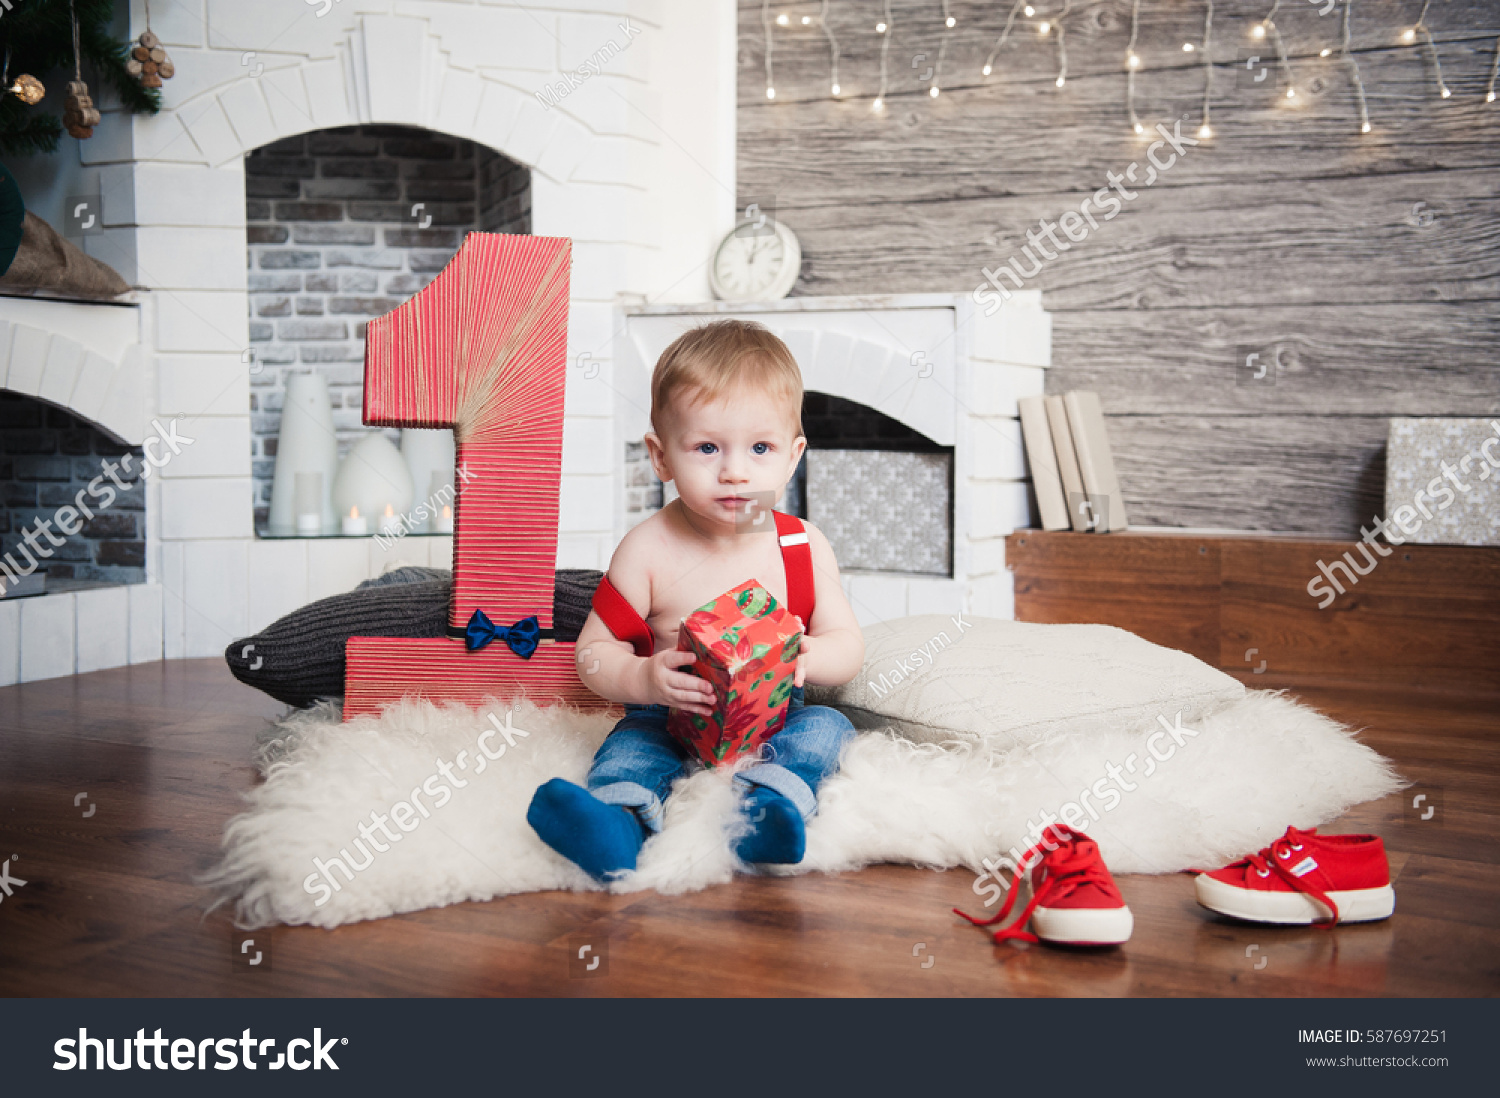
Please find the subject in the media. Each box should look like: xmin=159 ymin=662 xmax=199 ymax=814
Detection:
xmin=243 ymin=124 xmax=530 ymax=533
xmin=615 ymin=293 xmax=1053 ymax=626
xmin=95 ymin=4 xmax=735 ymax=660
xmin=0 ymin=292 xmax=161 ymax=681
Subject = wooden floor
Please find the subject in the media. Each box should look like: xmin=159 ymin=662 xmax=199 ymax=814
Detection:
xmin=0 ymin=659 xmax=1495 ymax=997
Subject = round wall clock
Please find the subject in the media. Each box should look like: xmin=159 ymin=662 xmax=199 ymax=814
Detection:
xmin=709 ymin=215 xmax=801 ymax=301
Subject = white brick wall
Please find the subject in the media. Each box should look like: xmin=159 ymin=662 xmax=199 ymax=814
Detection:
xmin=0 ymin=0 xmax=726 ymax=671
xmin=0 ymin=584 xmax=165 ymax=682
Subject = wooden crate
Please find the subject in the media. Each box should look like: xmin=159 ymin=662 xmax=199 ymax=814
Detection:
xmin=1006 ymin=530 xmax=1500 ymax=691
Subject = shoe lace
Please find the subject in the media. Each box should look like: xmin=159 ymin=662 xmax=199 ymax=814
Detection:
xmin=954 ymin=825 xmax=1114 ymax=945
xmin=1236 ymin=826 xmax=1341 ymax=926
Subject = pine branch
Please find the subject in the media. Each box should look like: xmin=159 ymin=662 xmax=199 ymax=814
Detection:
xmin=0 ymin=104 xmax=63 ymax=157
xmin=0 ymin=0 xmax=160 ymax=157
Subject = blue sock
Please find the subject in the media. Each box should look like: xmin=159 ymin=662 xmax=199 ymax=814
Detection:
xmin=527 ymin=778 xmax=647 ymax=882
xmin=734 ymin=786 xmax=806 ymax=865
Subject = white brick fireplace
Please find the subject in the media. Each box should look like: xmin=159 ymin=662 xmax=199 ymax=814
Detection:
xmin=616 ymin=293 xmax=1051 ymax=625
xmin=0 ymin=1 xmax=1050 ymax=682
xmin=1 ymin=0 xmax=738 ymax=676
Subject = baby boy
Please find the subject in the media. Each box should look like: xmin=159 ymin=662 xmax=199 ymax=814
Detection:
xmin=527 ymin=319 xmax=866 ymax=880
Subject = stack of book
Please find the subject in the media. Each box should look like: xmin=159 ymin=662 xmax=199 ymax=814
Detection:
xmin=1017 ymin=392 xmax=1129 ymax=533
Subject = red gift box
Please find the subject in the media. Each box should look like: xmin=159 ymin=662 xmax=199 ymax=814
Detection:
xmin=666 ymin=579 xmax=802 ymax=766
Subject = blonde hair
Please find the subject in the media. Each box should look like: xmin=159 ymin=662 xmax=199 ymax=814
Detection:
xmin=650 ymin=319 xmax=804 ymax=437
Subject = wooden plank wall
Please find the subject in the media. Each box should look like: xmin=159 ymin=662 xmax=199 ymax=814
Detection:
xmin=737 ymin=0 xmax=1500 ymax=536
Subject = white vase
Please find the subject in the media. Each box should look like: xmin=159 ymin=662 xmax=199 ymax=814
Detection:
xmin=267 ymin=374 xmax=338 ymax=536
xmin=400 ymin=427 xmax=456 ymax=533
xmin=332 ymin=433 xmax=415 ymax=535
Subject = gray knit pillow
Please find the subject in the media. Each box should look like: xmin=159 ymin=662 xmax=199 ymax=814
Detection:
xmin=225 ymin=568 xmax=602 ymax=707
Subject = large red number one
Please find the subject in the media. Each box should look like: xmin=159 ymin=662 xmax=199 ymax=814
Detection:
xmin=343 ymin=233 xmax=606 ymax=717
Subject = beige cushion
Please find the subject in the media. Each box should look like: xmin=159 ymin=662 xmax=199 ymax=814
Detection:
xmin=806 ymin=615 xmax=1246 ymax=748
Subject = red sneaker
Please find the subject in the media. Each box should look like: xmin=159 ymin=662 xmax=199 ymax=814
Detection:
xmin=955 ymin=826 xmax=1133 ymax=946
xmin=1195 ymin=826 xmax=1395 ymax=925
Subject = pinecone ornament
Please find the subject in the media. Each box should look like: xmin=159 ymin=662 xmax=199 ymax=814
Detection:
xmin=63 ymin=80 xmax=101 ymax=139
xmin=126 ymin=29 xmax=173 ymax=89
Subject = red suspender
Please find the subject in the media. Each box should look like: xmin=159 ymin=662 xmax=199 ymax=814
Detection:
xmin=591 ymin=510 xmax=816 ymax=655
xmin=773 ymin=510 xmax=816 ymax=626
xmin=590 ymin=574 xmax=655 ymax=657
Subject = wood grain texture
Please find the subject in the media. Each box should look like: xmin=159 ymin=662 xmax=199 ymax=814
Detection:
xmin=1107 ymin=414 xmax=1390 ymax=533
xmin=1220 ymin=538 xmax=1500 ymax=688
xmin=1048 ymin=303 xmax=1500 ymax=415
xmin=1007 ymin=529 xmax=1223 ymax=661
xmin=0 ymin=658 xmax=1494 ymax=997
xmin=769 ymin=168 xmax=1500 ymax=310
xmin=737 ymin=0 xmax=1500 ymax=535
xmin=1005 ymin=529 xmax=1500 ymax=689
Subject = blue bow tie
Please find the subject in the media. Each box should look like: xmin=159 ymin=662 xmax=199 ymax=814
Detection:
xmin=463 ymin=609 xmax=545 ymax=659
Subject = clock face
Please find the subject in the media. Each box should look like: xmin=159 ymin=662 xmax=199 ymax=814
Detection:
xmin=709 ymin=218 xmax=801 ymax=302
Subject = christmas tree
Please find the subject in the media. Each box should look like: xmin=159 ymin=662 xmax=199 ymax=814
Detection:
xmin=0 ymin=0 xmax=160 ymax=157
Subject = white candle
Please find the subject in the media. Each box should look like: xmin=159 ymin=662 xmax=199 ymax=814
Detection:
xmin=435 ymin=503 xmax=454 ymax=534
xmin=379 ymin=503 xmax=402 ymax=535
xmin=341 ymin=506 xmax=368 ymax=537
xmin=293 ymin=471 xmax=325 ymax=537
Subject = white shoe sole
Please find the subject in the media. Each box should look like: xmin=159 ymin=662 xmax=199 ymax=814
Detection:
xmin=1195 ymin=873 xmax=1395 ymax=924
xmin=1031 ymin=903 xmax=1134 ymax=945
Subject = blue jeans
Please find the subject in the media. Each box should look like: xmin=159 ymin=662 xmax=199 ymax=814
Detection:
xmin=587 ymin=686 xmax=857 ymax=832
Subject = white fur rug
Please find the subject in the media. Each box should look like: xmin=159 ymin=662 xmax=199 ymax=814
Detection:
xmin=204 ymin=690 xmax=1403 ymax=929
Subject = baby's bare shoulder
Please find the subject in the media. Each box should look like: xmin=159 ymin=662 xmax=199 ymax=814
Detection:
xmin=795 ymin=517 xmax=842 ymax=568
xmin=606 ymin=509 xmax=683 ymax=605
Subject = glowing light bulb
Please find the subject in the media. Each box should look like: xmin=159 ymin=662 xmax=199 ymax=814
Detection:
xmin=1286 ymin=88 xmax=1296 ymax=99
xmin=930 ymin=85 xmax=940 ymax=97
xmin=982 ymin=63 xmax=992 ymax=76
xmin=1441 ymin=86 xmax=1451 ymax=98
xmin=766 ymin=86 xmax=776 ymax=99
xmin=1320 ymin=48 xmax=1331 ymax=57
xmin=1127 ymin=53 xmax=1140 ymax=68
xmin=1252 ymin=24 xmax=1265 ymax=40
xmin=1402 ymin=28 xmax=1415 ymax=43
xmin=876 ymin=21 xmax=887 ymax=33
xmin=1056 ymin=76 xmax=1065 ymax=87
xmin=1039 ymin=21 xmax=1050 ymax=34
xmin=1133 ymin=122 xmax=1144 ymax=134
xmin=1198 ymin=124 xmax=1212 ymax=138
xmin=873 ymin=97 xmax=884 ymax=111
xmin=776 ymin=13 xmax=788 ymax=26
xmin=1361 ymin=121 xmax=1371 ymax=132
xmin=946 ymin=16 xmax=956 ymax=28
xmin=832 ymin=83 xmax=841 ymax=95
xmin=1183 ymin=42 xmax=1195 ymax=52
xmin=801 ymin=15 xmax=811 ymax=25
xmin=1024 ymin=5 xmax=1035 ymax=15
xmin=1489 ymin=91 xmax=1497 ymax=102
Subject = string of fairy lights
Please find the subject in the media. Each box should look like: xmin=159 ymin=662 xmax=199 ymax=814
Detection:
xmin=757 ymin=1 xmax=1494 ymax=138
xmin=1405 ymin=0 xmax=1449 ymax=97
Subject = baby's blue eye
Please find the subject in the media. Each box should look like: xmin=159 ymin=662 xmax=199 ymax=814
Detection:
xmin=752 ymin=442 xmax=770 ymax=455
xmin=697 ymin=442 xmax=718 ymax=455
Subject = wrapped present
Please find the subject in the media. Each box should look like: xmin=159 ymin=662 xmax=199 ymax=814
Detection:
xmin=667 ymin=579 xmax=802 ymax=766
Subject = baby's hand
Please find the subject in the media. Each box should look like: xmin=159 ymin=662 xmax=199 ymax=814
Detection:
xmin=641 ymin=648 xmax=716 ymax=716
